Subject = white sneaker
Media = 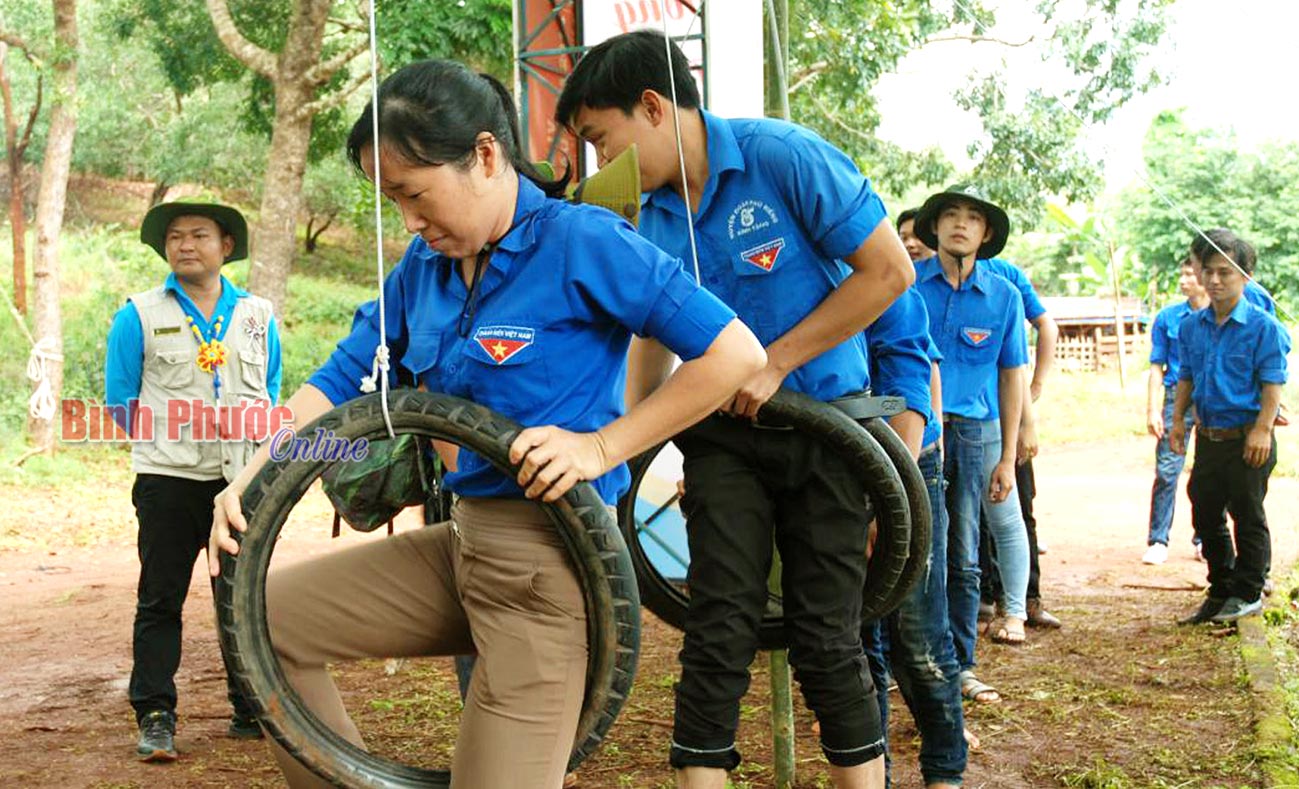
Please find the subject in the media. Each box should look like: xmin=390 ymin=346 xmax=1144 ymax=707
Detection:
xmin=1194 ymin=543 xmax=1204 ymax=562
xmin=1142 ymin=543 xmax=1168 ymax=565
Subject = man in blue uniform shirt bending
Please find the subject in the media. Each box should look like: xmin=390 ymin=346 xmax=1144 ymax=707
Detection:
xmin=1171 ymin=236 xmax=1289 ymax=624
xmin=557 ymin=30 xmax=914 ymax=789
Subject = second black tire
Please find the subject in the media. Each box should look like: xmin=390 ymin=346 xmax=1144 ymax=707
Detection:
xmin=618 ymin=389 xmax=913 ymax=651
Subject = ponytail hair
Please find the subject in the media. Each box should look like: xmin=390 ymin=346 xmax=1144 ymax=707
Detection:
xmin=346 ymin=59 xmax=570 ymax=198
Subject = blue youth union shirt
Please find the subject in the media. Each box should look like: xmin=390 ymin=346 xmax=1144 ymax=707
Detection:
xmin=1245 ymin=279 xmax=1276 ymax=315
xmin=865 ymin=287 xmax=933 ymax=435
xmin=639 ymin=110 xmax=887 ymax=402
xmin=308 ymin=177 xmax=736 ymax=504
xmin=1177 ymin=299 xmax=1290 ymax=429
xmin=923 ymin=338 xmax=943 ymax=448
xmin=1149 ymin=300 xmax=1194 ymax=389
xmin=984 ymin=258 xmax=1047 ymax=322
xmin=914 ymin=257 xmax=1028 ymax=421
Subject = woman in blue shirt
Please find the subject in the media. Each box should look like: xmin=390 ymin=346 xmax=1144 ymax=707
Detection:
xmin=206 ymin=59 xmax=765 ymax=789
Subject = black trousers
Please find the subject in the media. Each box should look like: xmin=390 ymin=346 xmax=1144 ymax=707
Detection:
xmin=979 ymin=459 xmax=1040 ymax=603
xmin=1188 ymin=435 xmax=1276 ymax=602
xmin=129 ymin=474 xmax=256 ymax=724
xmin=670 ymin=415 xmax=882 ymax=770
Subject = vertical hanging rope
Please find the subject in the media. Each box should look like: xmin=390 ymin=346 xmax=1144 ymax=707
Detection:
xmin=359 ymin=0 xmax=397 ymax=440
xmin=657 ymin=1 xmax=702 ymax=286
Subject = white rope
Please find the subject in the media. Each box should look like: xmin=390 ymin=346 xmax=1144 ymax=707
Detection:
xmin=26 ymin=338 xmax=63 ymax=421
xmin=656 ymin=0 xmax=702 ymax=285
xmin=360 ymin=0 xmax=396 ymax=440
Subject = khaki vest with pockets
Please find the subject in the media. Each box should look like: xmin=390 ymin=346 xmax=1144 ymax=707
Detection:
xmin=129 ymin=285 xmax=275 ymax=483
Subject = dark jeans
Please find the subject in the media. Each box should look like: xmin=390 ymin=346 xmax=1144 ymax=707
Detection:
xmin=863 ymin=445 xmax=966 ymax=786
xmin=129 ymin=474 xmax=256 ymax=724
xmin=1148 ymin=391 xmax=1198 ymax=546
xmin=1189 ymin=433 xmax=1276 ymax=602
xmin=979 ymin=459 xmax=1040 ymax=603
xmin=671 ymin=415 xmax=882 ymax=770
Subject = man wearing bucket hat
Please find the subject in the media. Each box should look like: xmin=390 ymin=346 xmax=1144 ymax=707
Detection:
xmin=912 ymin=184 xmax=1032 ymax=706
xmin=105 ymin=199 xmax=282 ymax=761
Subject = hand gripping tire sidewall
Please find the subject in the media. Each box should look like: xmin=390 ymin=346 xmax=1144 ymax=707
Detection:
xmin=617 ymin=389 xmax=917 ymax=651
xmin=215 ymin=390 xmax=641 ymax=788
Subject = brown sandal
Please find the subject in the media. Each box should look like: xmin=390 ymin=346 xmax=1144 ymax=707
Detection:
xmin=991 ymin=616 xmax=1027 ymax=645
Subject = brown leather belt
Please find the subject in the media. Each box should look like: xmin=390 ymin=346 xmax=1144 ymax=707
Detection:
xmin=1198 ymin=425 xmax=1247 ymax=442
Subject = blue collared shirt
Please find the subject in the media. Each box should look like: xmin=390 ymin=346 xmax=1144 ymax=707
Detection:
xmin=105 ymin=273 xmax=283 ymax=428
xmin=1177 ymin=298 xmax=1290 ymax=428
xmin=923 ymin=338 xmax=944 ymax=448
xmin=865 ymin=288 xmax=934 ymax=440
xmin=639 ymin=110 xmax=887 ymax=401
xmin=1149 ymin=300 xmax=1195 ymax=389
xmin=308 ymin=178 xmax=737 ymax=505
xmin=1245 ymin=279 xmax=1277 ymax=315
xmin=984 ymin=258 xmax=1047 ymax=322
xmin=914 ymin=257 xmax=1028 ymax=421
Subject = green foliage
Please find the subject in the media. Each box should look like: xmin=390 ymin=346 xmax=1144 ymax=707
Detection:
xmin=784 ymin=0 xmax=1167 ymax=228
xmin=1114 ymin=110 xmax=1299 ymax=314
xmin=377 ymin=0 xmax=513 ymax=81
xmin=788 ymin=0 xmax=962 ymax=198
xmin=954 ymin=0 xmax=1169 ymax=230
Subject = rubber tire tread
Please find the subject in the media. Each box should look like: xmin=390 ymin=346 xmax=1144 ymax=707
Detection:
xmin=215 ymin=390 xmax=640 ymax=788
xmin=617 ymin=389 xmax=910 ymax=651
xmin=861 ymin=418 xmax=932 ymax=617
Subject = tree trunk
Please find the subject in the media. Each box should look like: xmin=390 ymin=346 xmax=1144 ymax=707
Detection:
xmin=1 ymin=41 xmax=27 ymax=315
xmin=148 ymin=179 xmax=170 ymax=207
xmin=304 ymin=210 xmax=333 ymax=253
xmin=26 ymin=0 xmax=77 ymax=452
xmin=246 ymin=81 xmax=313 ymax=312
xmin=240 ymin=0 xmax=331 ymax=314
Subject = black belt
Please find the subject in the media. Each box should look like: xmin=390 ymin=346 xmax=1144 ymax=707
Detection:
xmin=1198 ymin=425 xmax=1248 ymax=442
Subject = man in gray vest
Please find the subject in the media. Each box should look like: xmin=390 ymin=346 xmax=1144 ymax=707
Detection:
xmin=104 ymin=200 xmax=282 ymax=761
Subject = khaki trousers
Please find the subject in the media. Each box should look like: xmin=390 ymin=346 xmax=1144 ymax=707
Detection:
xmin=264 ymin=498 xmax=588 ymax=788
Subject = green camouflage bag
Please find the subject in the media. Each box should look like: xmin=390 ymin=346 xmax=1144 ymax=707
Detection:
xmin=321 ymin=433 xmax=432 ymax=533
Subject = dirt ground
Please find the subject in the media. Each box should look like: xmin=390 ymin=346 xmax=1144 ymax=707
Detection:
xmin=1 ymin=435 xmax=1295 ymax=788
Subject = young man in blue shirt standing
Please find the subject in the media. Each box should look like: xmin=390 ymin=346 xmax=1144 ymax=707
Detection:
xmin=912 ymin=185 xmax=1031 ymax=706
xmin=557 ymin=31 xmax=914 ymax=789
xmin=1142 ymin=258 xmax=1208 ymax=564
xmin=1171 ymin=238 xmax=1290 ymax=624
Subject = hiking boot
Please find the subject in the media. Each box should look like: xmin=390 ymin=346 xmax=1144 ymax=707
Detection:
xmin=1210 ymin=597 xmax=1262 ymax=623
xmin=227 ymin=714 xmax=264 ymax=740
xmin=137 ymin=710 xmax=177 ymax=762
xmin=1026 ymin=598 xmax=1062 ymax=629
xmin=1177 ymin=596 xmax=1226 ymax=625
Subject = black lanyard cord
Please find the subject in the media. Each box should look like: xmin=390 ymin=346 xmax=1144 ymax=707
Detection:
xmin=457 ymin=245 xmax=492 ymax=338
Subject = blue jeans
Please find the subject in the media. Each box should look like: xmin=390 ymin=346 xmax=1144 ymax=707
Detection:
xmin=944 ymin=417 xmax=1029 ymax=672
xmin=864 ymin=445 xmax=966 ymax=786
xmin=1148 ymin=390 xmax=1198 ymax=547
